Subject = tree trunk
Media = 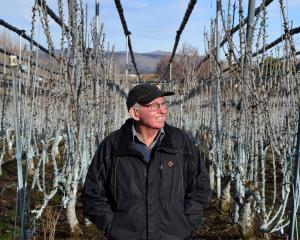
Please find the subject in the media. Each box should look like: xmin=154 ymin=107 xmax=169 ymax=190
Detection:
xmin=66 ymin=185 xmax=80 ymax=234
xmin=238 ymin=193 xmax=255 ymax=239
xmin=220 ymin=176 xmax=231 ymax=212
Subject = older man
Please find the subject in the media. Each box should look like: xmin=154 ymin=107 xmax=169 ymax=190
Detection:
xmin=83 ymin=83 xmax=211 ymax=240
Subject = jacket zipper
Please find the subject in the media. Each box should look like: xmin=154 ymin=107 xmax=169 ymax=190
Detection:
xmin=160 ymin=163 xmax=163 ymax=178
xmin=114 ymin=157 xmax=120 ymax=208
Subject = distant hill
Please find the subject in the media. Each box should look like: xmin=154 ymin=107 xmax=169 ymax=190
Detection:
xmin=113 ymin=50 xmax=171 ymax=74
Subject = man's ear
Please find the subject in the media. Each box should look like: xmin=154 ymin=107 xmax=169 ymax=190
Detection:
xmin=129 ymin=107 xmax=140 ymax=121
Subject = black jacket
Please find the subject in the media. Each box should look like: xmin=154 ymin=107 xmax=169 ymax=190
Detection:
xmin=83 ymin=119 xmax=211 ymax=240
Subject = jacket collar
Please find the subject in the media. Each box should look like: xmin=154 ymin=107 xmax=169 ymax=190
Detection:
xmin=115 ymin=118 xmax=177 ymax=156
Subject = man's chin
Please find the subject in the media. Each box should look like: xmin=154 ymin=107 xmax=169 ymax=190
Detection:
xmin=154 ymin=121 xmax=165 ymax=129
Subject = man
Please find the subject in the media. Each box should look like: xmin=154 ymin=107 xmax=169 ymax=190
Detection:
xmin=83 ymin=83 xmax=211 ymax=240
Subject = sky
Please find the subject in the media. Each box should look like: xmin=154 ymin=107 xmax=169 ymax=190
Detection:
xmin=0 ymin=0 xmax=300 ymax=56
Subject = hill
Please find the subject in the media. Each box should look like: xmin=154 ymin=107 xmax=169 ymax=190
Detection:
xmin=113 ymin=50 xmax=170 ymax=74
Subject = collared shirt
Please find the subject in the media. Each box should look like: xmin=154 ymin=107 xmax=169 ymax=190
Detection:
xmin=132 ymin=124 xmax=165 ymax=162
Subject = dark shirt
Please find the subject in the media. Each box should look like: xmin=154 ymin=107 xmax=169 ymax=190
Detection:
xmin=132 ymin=124 xmax=165 ymax=162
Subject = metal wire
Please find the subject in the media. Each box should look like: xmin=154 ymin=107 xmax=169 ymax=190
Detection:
xmin=37 ymin=0 xmax=69 ymax=32
xmin=252 ymin=26 xmax=300 ymax=57
xmin=0 ymin=18 xmax=55 ymax=58
xmin=0 ymin=47 xmax=60 ymax=75
xmin=221 ymin=25 xmax=300 ymax=73
xmin=114 ymin=0 xmax=140 ymax=80
xmin=196 ymin=0 xmax=274 ymax=70
xmin=161 ymin=0 xmax=197 ymax=80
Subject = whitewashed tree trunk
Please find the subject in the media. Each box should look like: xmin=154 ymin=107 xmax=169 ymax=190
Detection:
xmin=66 ymin=183 xmax=79 ymax=232
xmin=220 ymin=176 xmax=231 ymax=212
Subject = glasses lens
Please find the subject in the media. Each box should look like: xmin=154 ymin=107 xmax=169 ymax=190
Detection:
xmin=149 ymin=102 xmax=168 ymax=111
xmin=149 ymin=103 xmax=160 ymax=111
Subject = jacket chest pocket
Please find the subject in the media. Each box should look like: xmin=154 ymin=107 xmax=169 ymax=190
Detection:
xmin=159 ymin=152 xmax=184 ymax=201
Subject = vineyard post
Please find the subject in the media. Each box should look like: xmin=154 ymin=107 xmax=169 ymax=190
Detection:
xmin=170 ymin=62 xmax=172 ymax=82
xmin=214 ymin=0 xmax=223 ymax=199
xmin=10 ymin=55 xmax=25 ymax=240
xmin=95 ymin=0 xmax=100 ymax=34
xmin=288 ymin=108 xmax=300 ymax=240
xmin=125 ymin=35 xmax=129 ymax=82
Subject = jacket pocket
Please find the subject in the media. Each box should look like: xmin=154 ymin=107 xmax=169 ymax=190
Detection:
xmin=110 ymin=199 xmax=145 ymax=240
xmin=160 ymin=199 xmax=192 ymax=240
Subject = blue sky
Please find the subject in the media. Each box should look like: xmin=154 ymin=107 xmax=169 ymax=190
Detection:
xmin=0 ymin=0 xmax=299 ymax=56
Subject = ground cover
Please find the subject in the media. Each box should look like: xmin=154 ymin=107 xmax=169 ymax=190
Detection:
xmin=0 ymin=158 xmax=292 ymax=239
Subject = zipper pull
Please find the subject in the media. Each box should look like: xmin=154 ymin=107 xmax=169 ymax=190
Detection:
xmin=160 ymin=163 xmax=163 ymax=178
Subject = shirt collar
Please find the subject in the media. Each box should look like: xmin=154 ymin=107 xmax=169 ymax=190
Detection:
xmin=132 ymin=123 xmax=165 ymax=146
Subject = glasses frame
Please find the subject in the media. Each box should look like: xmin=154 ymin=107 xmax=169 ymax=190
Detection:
xmin=135 ymin=101 xmax=168 ymax=112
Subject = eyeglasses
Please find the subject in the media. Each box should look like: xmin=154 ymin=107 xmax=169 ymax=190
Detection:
xmin=136 ymin=102 xmax=169 ymax=112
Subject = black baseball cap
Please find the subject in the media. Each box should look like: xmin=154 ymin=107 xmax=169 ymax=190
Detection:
xmin=126 ymin=83 xmax=174 ymax=110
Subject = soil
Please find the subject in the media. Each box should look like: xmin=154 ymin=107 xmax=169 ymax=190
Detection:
xmin=0 ymin=159 xmax=289 ymax=240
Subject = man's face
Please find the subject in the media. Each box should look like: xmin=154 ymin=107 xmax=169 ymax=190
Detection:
xmin=135 ymin=97 xmax=168 ymax=129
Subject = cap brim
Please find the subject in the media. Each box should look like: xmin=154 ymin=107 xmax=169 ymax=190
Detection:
xmin=138 ymin=91 xmax=174 ymax=104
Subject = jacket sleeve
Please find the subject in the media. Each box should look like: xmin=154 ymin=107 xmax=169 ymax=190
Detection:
xmin=183 ymin=132 xmax=211 ymax=231
xmin=82 ymin=139 xmax=114 ymax=235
